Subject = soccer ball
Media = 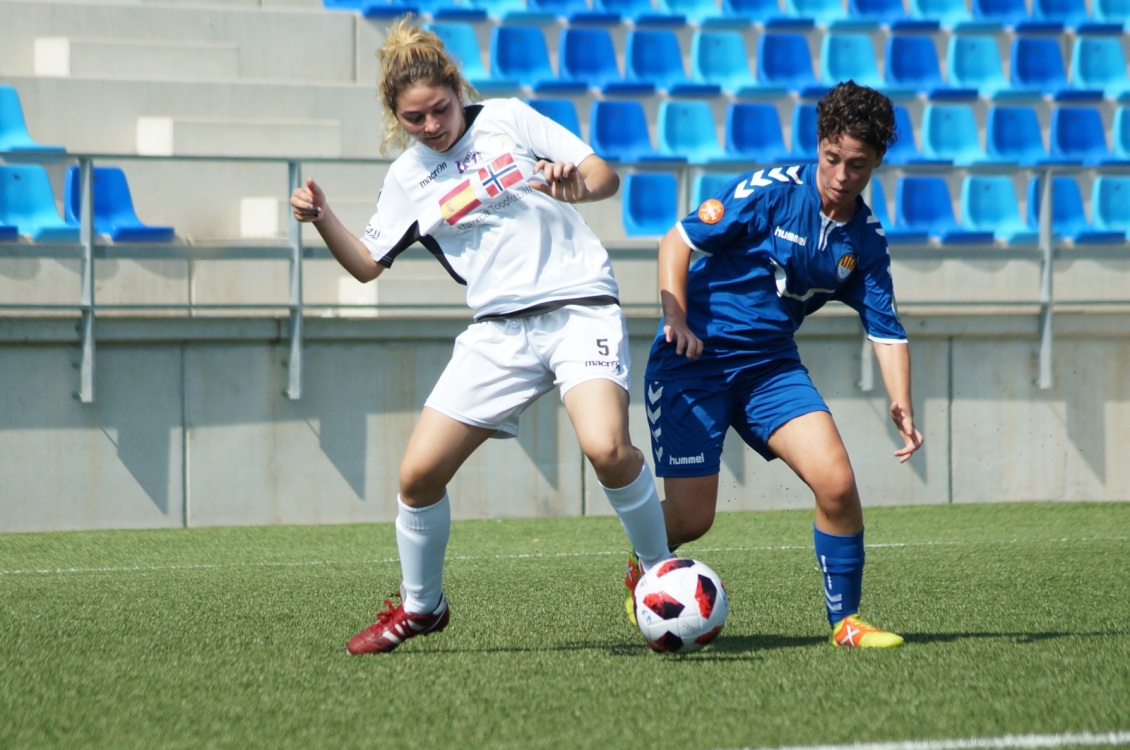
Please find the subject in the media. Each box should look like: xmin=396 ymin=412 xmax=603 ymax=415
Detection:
xmin=633 ymin=558 xmax=728 ymax=654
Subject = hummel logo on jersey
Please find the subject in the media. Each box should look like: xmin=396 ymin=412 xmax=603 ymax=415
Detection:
xmin=774 ymin=226 xmax=807 ymax=246
xmin=668 ymin=452 xmax=705 ymax=466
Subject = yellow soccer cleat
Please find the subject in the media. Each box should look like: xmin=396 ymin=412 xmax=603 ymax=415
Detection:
xmin=830 ymin=615 xmax=905 ymax=648
xmin=624 ymin=553 xmax=643 ymax=627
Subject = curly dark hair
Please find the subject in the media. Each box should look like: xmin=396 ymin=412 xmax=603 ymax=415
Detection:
xmin=816 ymin=80 xmax=898 ymax=158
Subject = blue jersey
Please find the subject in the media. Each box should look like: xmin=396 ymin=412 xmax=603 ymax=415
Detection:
xmin=646 ymin=163 xmax=907 ymax=380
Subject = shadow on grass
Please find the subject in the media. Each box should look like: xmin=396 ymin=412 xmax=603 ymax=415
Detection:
xmin=902 ymin=630 xmax=1130 ymax=645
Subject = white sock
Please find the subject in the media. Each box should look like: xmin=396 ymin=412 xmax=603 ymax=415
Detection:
xmin=601 ymin=465 xmax=672 ymax=570
xmin=395 ymin=494 xmax=450 ymax=614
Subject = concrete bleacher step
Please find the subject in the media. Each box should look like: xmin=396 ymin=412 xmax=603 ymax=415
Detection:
xmin=137 ymin=116 xmax=343 ymax=158
xmin=34 ymin=37 xmax=240 ymax=81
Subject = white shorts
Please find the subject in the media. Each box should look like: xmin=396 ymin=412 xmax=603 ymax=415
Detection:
xmin=425 ymin=303 xmax=632 ymax=439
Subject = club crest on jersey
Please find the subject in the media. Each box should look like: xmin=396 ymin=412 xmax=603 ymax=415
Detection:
xmin=837 ymin=254 xmax=857 ymax=281
xmin=698 ymin=199 xmax=724 ymax=224
xmin=477 ymin=154 xmax=522 ymax=198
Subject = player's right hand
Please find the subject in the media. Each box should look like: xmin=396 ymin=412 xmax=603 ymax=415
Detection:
xmin=664 ymin=323 xmax=703 ymax=359
xmin=290 ymin=177 xmax=325 ymax=223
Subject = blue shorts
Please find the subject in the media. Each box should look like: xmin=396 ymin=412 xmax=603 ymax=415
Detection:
xmin=645 ymin=359 xmax=829 ymax=478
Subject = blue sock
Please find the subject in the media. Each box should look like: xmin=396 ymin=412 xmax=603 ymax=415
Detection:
xmin=813 ymin=526 xmax=865 ymax=626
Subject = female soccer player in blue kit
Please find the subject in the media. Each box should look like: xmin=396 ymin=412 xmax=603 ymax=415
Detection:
xmin=634 ymin=81 xmax=924 ymax=647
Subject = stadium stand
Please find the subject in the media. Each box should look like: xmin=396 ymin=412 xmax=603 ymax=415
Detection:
xmin=908 ymin=0 xmax=999 ymax=28
xmin=946 ymin=33 xmax=1041 ymax=101
xmin=691 ymin=171 xmax=741 ymax=206
xmin=755 ymin=32 xmax=829 ymax=99
xmin=621 ymin=172 xmax=679 ymax=237
xmin=558 ymin=27 xmax=654 ymax=96
xmin=1114 ymin=107 xmax=1130 ymax=159
xmin=0 ymin=84 xmax=66 ymax=154
xmin=849 ymin=0 xmax=941 ymax=30
xmin=985 ymin=105 xmax=1079 ymax=166
xmin=884 ymin=35 xmax=978 ymax=101
xmin=886 ymin=103 xmax=952 ymax=166
xmin=1092 ymin=176 xmax=1130 ymax=238
xmin=895 ymin=175 xmax=996 ymax=244
xmin=429 ymin=22 xmax=518 ymax=93
xmin=1091 ymin=0 xmax=1130 ymax=24
xmin=724 ymin=0 xmax=815 ymax=27
xmin=971 ymin=0 xmax=1063 ymax=31
xmin=1027 ymin=175 xmax=1127 ymax=243
xmin=589 ymin=100 xmax=683 ymax=164
xmin=657 ymin=0 xmax=739 ymax=26
xmin=790 ymin=102 xmax=820 ymax=162
xmin=869 ymin=177 xmax=931 ymax=244
xmin=786 ymin=0 xmax=875 ymax=28
xmin=63 ymin=166 xmax=176 ymax=243
xmin=724 ymin=102 xmax=791 ymax=164
xmin=525 ymin=97 xmax=583 ymax=138
xmin=1010 ymin=35 xmax=1103 ymax=102
xmin=819 ymin=33 xmax=891 ymax=93
xmin=657 ymin=100 xmax=734 ymax=164
xmin=1032 ymin=0 xmax=1123 ymax=31
xmin=920 ymin=103 xmax=1005 ymax=166
xmin=689 ymin=30 xmax=762 ymax=97
xmin=625 ymin=29 xmax=722 ymax=97
xmin=1049 ymin=106 xmax=1128 ymax=165
xmin=0 ymin=164 xmax=79 ymax=242
xmin=960 ymin=174 xmax=1039 ymax=244
xmin=592 ymin=0 xmax=686 ymax=25
xmin=1069 ymin=35 xmax=1130 ymax=102
xmin=490 ymin=25 xmax=587 ymax=94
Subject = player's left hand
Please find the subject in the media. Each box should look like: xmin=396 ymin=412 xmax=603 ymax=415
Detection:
xmin=530 ymin=160 xmax=588 ymax=203
xmin=890 ymin=402 xmax=923 ymax=463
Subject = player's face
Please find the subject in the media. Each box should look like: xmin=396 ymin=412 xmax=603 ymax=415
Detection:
xmin=815 ymin=134 xmax=882 ymax=221
xmin=395 ymin=83 xmax=465 ymax=153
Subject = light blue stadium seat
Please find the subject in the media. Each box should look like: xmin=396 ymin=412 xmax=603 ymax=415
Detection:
xmin=415 ymin=0 xmax=490 ymax=20
xmin=1070 ymin=36 xmax=1130 ymax=103
xmin=985 ymin=105 xmax=1079 ymax=166
xmin=819 ymin=33 xmax=891 ymax=92
xmin=756 ymin=33 xmax=829 ymax=99
xmin=430 ymin=22 xmax=517 ymax=92
xmin=657 ymin=0 xmax=737 ymax=25
xmin=970 ymin=0 xmax=1062 ymax=30
xmin=725 ymin=102 xmax=791 ymax=163
xmin=622 ymin=172 xmax=679 ymax=237
xmin=528 ymin=0 xmax=620 ymax=22
xmin=1010 ymin=36 xmax=1103 ymax=102
xmin=526 ymin=98 xmax=582 ymax=139
xmin=849 ymin=0 xmax=940 ymax=30
xmin=625 ymin=29 xmax=722 ymax=97
xmin=869 ymin=177 xmax=930 ymax=244
xmin=1091 ymin=0 xmax=1130 ymax=24
xmin=558 ymin=28 xmax=654 ymax=96
xmin=921 ymin=104 xmax=1007 ymax=166
xmin=657 ymin=100 xmax=734 ymax=164
xmin=1114 ymin=107 xmax=1130 ymax=160
xmin=1032 ymin=0 xmax=1121 ymax=31
xmin=886 ymin=103 xmax=952 ymax=166
xmin=786 ymin=0 xmax=874 ymax=27
xmin=725 ymin=0 xmax=815 ymax=27
xmin=463 ymin=0 xmax=554 ymax=22
xmin=896 ymin=175 xmax=995 ymax=244
xmin=593 ymin=0 xmax=687 ymax=25
xmin=946 ymin=33 xmax=1040 ymax=101
xmin=690 ymin=30 xmax=761 ymax=96
xmin=0 ymin=164 xmax=79 ymax=242
xmin=908 ymin=0 xmax=1000 ymax=29
xmin=1049 ymin=106 xmax=1128 ymax=165
xmin=323 ymin=0 xmax=418 ymax=18
xmin=590 ymin=101 xmax=683 ymax=164
xmin=64 ymin=166 xmax=175 ymax=243
xmin=790 ymin=102 xmax=820 ymax=162
xmin=691 ymin=172 xmax=742 ymax=206
xmin=490 ymin=26 xmax=587 ymax=95
xmin=1091 ymin=176 xmax=1130 ymax=238
xmin=0 ymin=84 xmax=66 ymax=154
xmin=960 ymin=175 xmax=1039 ymax=244
xmin=885 ymin=34 xmax=977 ymax=100
xmin=1027 ymin=175 xmax=1126 ymax=243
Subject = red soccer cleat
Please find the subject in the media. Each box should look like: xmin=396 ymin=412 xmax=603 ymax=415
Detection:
xmin=346 ymin=591 xmax=450 ymax=655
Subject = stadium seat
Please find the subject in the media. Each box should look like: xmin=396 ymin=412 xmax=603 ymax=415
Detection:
xmin=64 ymin=166 xmax=176 ymax=243
xmin=756 ymin=33 xmax=829 ymax=99
xmin=526 ymin=98 xmax=582 ymax=139
xmin=1027 ymin=175 xmax=1126 ymax=243
xmin=691 ymin=172 xmax=742 ymax=206
xmin=1010 ymin=36 xmax=1103 ymax=102
xmin=1049 ymin=106 xmax=1128 ymax=165
xmin=592 ymin=0 xmax=687 ymax=25
xmin=896 ymin=175 xmax=995 ymax=244
xmin=323 ymin=0 xmax=420 ymax=18
xmin=985 ymin=105 xmax=1079 ymax=166
xmin=690 ymin=30 xmax=761 ymax=97
xmin=921 ymin=104 xmax=1006 ymax=166
xmin=625 ymin=29 xmax=722 ymax=97
xmin=786 ymin=0 xmax=874 ymax=27
xmin=1032 ymin=0 xmax=1121 ymax=31
xmin=0 ymin=222 xmax=18 ymax=241
xmin=849 ymin=0 xmax=941 ymax=30
xmin=869 ymin=177 xmax=930 ymax=244
xmin=884 ymin=34 xmax=977 ymax=100
xmin=0 ymin=164 xmax=79 ymax=242
xmin=657 ymin=0 xmax=735 ymax=25
xmin=1091 ymin=176 xmax=1130 ymax=238
xmin=589 ymin=101 xmax=683 ymax=164
xmin=1113 ymin=107 xmax=1130 ymax=160
xmin=558 ymin=28 xmax=654 ymax=96
xmin=1091 ymin=0 xmax=1130 ymax=24
xmin=820 ymin=33 xmax=892 ymax=93
xmin=725 ymin=0 xmax=815 ymax=27
xmin=886 ymin=103 xmax=951 ymax=166
xmin=528 ymin=0 xmax=620 ymax=23
xmin=414 ymin=0 xmax=489 ymax=20
xmin=464 ymin=0 xmax=553 ymax=22
xmin=971 ymin=0 xmax=1062 ymax=30
xmin=1069 ymin=36 xmax=1130 ymax=103
xmin=657 ymin=100 xmax=734 ymax=164
xmin=960 ymin=175 xmax=1039 ymax=244
xmin=790 ymin=102 xmax=820 ymax=161
xmin=725 ymin=102 xmax=791 ymax=163
xmin=622 ymin=172 xmax=679 ymax=237
xmin=908 ymin=0 xmax=1000 ymax=30
xmin=429 ymin=22 xmax=517 ymax=93
xmin=946 ymin=33 xmax=1040 ymax=101
xmin=490 ymin=26 xmax=587 ymax=95
xmin=0 ymin=84 xmax=66 ymax=154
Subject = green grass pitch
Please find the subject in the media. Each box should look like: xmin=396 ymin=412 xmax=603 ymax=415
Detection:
xmin=1 ymin=502 xmax=1128 ymax=750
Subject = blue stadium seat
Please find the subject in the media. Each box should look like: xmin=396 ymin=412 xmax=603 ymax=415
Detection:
xmin=885 ymin=34 xmax=977 ymax=100
xmin=971 ymin=0 xmax=1062 ymax=30
xmin=886 ymin=103 xmax=951 ymax=166
xmin=0 ymin=164 xmax=79 ymax=242
xmin=1091 ymin=176 xmax=1130 ymax=238
xmin=869 ymin=177 xmax=930 ymax=244
xmin=985 ymin=105 xmax=1080 ymax=166
xmin=589 ymin=101 xmax=683 ymax=164
xmin=528 ymin=0 xmax=620 ymax=22
xmin=0 ymin=223 xmax=18 ymax=242
xmin=1010 ymin=36 xmax=1103 ymax=102
xmin=1032 ymin=0 xmax=1121 ymax=31
xmin=592 ymin=0 xmax=687 ymax=25
xmin=908 ymin=0 xmax=1000 ymax=29
xmin=756 ymin=33 xmax=829 ymax=99
xmin=896 ymin=175 xmax=995 ymax=244
xmin=946 ymin=33 xmax=1039 ymax=101
xmin=415 ymin=0 xmax=490 ymax=20
xmin=490 ymin=26 xmax=587 ymax=95
xmin=464 ymin=0 xmax=554 ymax=22
xmin=1027 ymin=175 xmax=1126 ymax=243
xmin=819 ymin=33 xmax=892 ymax=92
xmin=1070 ymin=36 xmax=1130 ymax=103
xmin=430 ymin=22 xmax=517 ymax=92
xmin=786 ymin=0 xmax=874 ymax=27
xmin=558 ymin=28 xmax=654 ymax=96
xmin=960 ymin=175 xmax=1039 ymax=244
xmin=790 ymin=102 xmax=820 ymax=161
xmin=622 ymin=172 xmax=679 ymax=237
xmin=1049 ymin=106 xmax=1128 ymax=165
xmin=691 ymin=30 xmax=762 ymax=96
xmin=625 ymin=29 xmax=722 ymax=97
xmin=657 ymin=100 xmax=734 ymax=164
xmin=691 ymin=172 xmax=742 ymax=206
xmin=1091 ymin=0 xmax=1130 ymax=24
xmin=64 ymin=166 xmax=175 ymax=243
xmin=725 ymin=0 xmax=815 ymax=27
xmin=526 ymin=98 xmax=582 ymax=138
xmin=725 ymin=102 xmax=791 ymax=163
xmin=657 ymin=0 xmax=736 ymax=25
xmin=849 ymin=0 xmax=940 ymax=30
xmin=1113 ymin=107 xmax=1130 ymax=160
xmin=0 ymin=84 xmax=66 ymax=154
xmin=921 ymin=104 xmax=1007 ymax=166
xmin=323 ymin=0 xmax=419 ymax=18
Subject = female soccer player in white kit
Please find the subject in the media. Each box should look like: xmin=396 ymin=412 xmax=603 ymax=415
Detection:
xmin=290 ymin=18 xmax=671 ymax=654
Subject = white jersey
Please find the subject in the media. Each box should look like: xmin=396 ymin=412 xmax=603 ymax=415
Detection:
xmin=360 ymin=98 xmax=619 ymax=319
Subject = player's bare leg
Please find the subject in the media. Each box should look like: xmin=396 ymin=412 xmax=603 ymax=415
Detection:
xmin=661 ymin=474 xmax=720 ymax=548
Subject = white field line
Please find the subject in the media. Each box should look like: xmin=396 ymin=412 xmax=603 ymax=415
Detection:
xmin=0 ymin=535 xmax=1126 ymax=577
xmin=729 ymin=730 xmax=1130 ymax=750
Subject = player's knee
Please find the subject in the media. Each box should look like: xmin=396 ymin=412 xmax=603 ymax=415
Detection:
xmin=584 ymin=440 xmax=639 ymax=479
xmin=398 ymin=458 xmax=445 ymax=503
xmin=814 ymin=466 xmax=860 ymax=517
